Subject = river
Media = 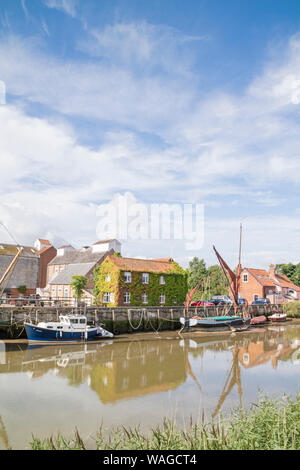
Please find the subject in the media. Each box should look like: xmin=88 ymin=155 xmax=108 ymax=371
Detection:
xmin=0 ymin=320 xmax=299 ymax=449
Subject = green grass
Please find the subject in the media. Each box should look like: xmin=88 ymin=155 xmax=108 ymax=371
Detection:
xmin=283 ymin=302 xmax=300 ymax=318
xmin=29 ymin=393 xmax=300 ymax=450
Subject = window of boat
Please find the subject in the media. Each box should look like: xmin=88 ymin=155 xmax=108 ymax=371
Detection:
xmin=47 ymin=326 xmax=53 ymax=329
xmin=79 ymin=319 xmax=86 ymax=324
xmin=70 ymin=319 xmax=78 ymax=324
xmin=57 ymin=326 xmax=63 ymax=329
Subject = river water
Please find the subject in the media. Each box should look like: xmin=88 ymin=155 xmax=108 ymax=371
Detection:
xmin=0 ymin=321 xmax=299 ymax=449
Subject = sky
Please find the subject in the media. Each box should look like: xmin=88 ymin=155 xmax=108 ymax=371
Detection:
xmin=0 ymin=0 xmax=300 ymax=269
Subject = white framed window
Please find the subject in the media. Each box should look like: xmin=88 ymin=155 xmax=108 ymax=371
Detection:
xmin=124 ymin=272 xmax=131 ymax=283
xmin=142 ymin=273 xmax=149 ymax=284
xmin=243 ymin=274 xmax=248 ymax=282
xmin=160 ymin=293 xmax=166 ymax=304
xmin=105 ymin=274 xmax=111 ymax=282
xmin=160 ymin=275 xmax=165 ymax=285
xmin=142 ymin=293 xmax=148 ymax=304
xmin=124 ymin=292 xmax=130 ymax=304
xmin=103 ymin=292 xmax=111 ymax=303
xmin=64 ymin=288 xmax=68 ymax=299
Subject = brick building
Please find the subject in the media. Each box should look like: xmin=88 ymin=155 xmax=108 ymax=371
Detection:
xmin=239 ymin=264 xmax=300 ymax=304
xmin=94 ymin=255 xmax=187 ymax=307
xmin=45 ymin=239 xmax=121 ymax=304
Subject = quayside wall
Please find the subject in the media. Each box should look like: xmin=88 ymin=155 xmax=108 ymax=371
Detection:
xmin=0 ymin=304 xmax=283 ymax=338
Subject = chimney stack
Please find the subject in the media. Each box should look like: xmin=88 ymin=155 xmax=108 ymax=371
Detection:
xmin=269 ymin=264 xmax=276 ymax=279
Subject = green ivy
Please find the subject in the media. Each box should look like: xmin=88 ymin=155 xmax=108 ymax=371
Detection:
xmin=94 ymin=258 xmax=187 ymax=307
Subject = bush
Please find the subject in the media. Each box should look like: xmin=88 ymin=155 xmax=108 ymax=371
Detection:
xmin=283 ymin=301 xmax=300 ymax=318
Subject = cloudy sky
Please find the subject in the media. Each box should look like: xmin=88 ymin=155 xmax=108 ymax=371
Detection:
xmin=0 ymin=0 xmax=300 ymax=268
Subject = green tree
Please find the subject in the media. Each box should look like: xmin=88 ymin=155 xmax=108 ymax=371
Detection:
xmin=187 ymin=257 xmax=207 ymax=290
xmin=71 ymin=276 xmax=88 ymax=303
xmin=17 ymin=285 xmax=27 ymax=295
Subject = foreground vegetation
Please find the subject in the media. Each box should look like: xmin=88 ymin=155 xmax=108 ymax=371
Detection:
xmin=283 ymin=301 xmax=300 ymax=318
xmin=30 ymin=393 xmax=299 ymax=450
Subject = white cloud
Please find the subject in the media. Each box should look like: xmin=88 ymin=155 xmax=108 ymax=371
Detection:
xmin=42 ymin=0 xmax=78 ymax=17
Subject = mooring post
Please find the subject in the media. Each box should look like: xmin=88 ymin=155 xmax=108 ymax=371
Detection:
xmin=112 ymin=309 xmax=115 ymax=334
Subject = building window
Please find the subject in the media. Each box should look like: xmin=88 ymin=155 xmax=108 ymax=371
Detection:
xmin=103 ymin=292 xmax=111 ymax=303
xmin=142 ymin=293 xmax=148 ymax=304
xmin=124 ymin=272 xmax=131 ymax=283
xmin=64 ymin=288 xmax=68 ymax=299
xmin=243 ymin=274 xmax=248 ymax=282
xmin=124 ymin=292 xmax=130 ymax=304
xmin=142 ymin=273 xmax=149 ymax=284
xmin=160 ymin=293 xmax=166 ymax=304
xmin=254 ymin=294 xmax=259 ymax=301
xmin=105 ymin=274 xmax=111 ymax=282
xmin=160 ymin=275 xmax=165 ymax=285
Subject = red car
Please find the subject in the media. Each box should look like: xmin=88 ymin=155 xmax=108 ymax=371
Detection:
xmin=191 ymin=300 xmax=214 ymax=307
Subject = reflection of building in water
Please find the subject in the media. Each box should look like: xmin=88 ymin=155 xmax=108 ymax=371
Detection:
xmin=89 ymin=340 xmax=187 ymax=403
xmin=238 ymin=340 xmax=299 ymax=370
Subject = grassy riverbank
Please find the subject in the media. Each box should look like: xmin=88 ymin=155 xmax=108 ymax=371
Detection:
xmin=30 ymin=393 xmax=300 ymax=450
xmin=283 ymin=301 xmax=300 ymax=318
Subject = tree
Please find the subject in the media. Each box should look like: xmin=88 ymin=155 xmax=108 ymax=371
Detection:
xmin=70 ymin=276 xmax=88 ymax=304
xmin=187 ymin=257 xmax=207 ymax=290
xmin=17 ymin=285 xmax=27 ymax=295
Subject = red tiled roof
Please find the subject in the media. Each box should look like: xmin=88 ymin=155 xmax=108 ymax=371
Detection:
xmin=108 ymin=256 xmax=178 ymax=274
xmin=275 ymin=273 xmax=300 ymax=291
xmin=245 ymin=268 xmax=277 ymax=287
xmin=244 ymin=268 xmax=300 ymax=291
xmin=38 ymin=239 xmax=51 ymax=245
xmin=37 ymin=246 xmax=53 ymax=255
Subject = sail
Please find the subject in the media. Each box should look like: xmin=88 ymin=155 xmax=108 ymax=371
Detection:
xmin=213 ymin=245 xmax=239 ymax=305
xmin=186 ymin=278 xmax=203 ymax=315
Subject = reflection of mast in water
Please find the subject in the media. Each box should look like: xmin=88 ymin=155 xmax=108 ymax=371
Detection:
xmin=0 ymin=415 xmax=10 ymax=450
xmin=212 ymin=344 xmax=242 ymax=419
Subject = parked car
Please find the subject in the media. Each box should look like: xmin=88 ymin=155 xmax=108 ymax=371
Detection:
xmin=211 ymin=295 xmax=233 ymax=304
xmin=209 ymin=299 xmax=226 ymax=305
xmin=251 ymin=298 xmax=271 ymax=305
xmin=191 ymin=300 xmax=214 ymax=307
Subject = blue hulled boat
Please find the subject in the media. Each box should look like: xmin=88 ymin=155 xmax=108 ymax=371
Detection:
xmin=24 ymin=314 xmax=113 ymax=343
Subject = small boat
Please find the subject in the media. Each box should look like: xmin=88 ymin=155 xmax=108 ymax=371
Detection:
xmin=250 ymin=315 xmax=267 ymax=325
xmin=268 ymin=313 xmax=287 ymax=323
xmin=180 ymin=315 xmax=251 ymax=330
xmin=24 ymin=314 xmax=113 ymax=343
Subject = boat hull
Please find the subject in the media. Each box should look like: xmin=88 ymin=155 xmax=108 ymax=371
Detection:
xmin=24 ymin=323 xmax=100 ymax=343
xmin=250 ymin=315 xmax=267 ymax=325
xmin=187 ymin=316 xmax=251 ymax=329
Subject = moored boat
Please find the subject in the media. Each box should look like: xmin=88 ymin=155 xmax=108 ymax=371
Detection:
xmin=180 ymin=315 xmax=251 ymax=330
xmin=268 ymin=313 xmax=287 ymax=323
xmin=250 ymin=315 xmax=267 ymax=325
xmin=24 ymin=314 xmax=113 ymax=343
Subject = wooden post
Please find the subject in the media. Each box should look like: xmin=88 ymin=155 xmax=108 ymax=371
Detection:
xmin=112 ymin=309 xmax=115 ymax=334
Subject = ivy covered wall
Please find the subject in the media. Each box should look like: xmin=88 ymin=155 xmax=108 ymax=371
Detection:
xmin=94 ymin=257 xmax=187 ymax=307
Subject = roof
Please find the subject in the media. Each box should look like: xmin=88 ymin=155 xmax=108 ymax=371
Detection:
xmin=244 ymin=268 xmax=300 ymax=291
xmin=275 ymin=273 xmax=300 ymax=291
xmin=49 ymin=263 xmax=95 ymax=285
xmin=107 ymin=256 xmax=179 ymax=274
xmin=93 ymin=239 xmax=120 ymax=245
xmin=0 ymin=243 xmax=39 ymax=258
xmin=37 ymin=246 xmax=54 ymax=255
xmin=49 ymin=247 xmax=112 ymax=265
xmin=38 ymin=239 xmax=51 ymax=245
xmin=245 ymin=268 xmax=276 ymax=287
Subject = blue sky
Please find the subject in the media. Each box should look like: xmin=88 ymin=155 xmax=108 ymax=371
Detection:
xmin=0 ymin=0 xmax=300 ymax=268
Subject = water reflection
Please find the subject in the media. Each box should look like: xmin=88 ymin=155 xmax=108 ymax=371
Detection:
xmin=0 ymin=322 xmax=299 ymax=449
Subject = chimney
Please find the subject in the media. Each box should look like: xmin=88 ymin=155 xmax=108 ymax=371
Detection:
xmin=269 ymin=264 xmax=276 ymax=279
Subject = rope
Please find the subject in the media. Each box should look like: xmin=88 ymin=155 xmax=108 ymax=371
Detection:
xmin=127 ymin=309 xmax=144 ymax=331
